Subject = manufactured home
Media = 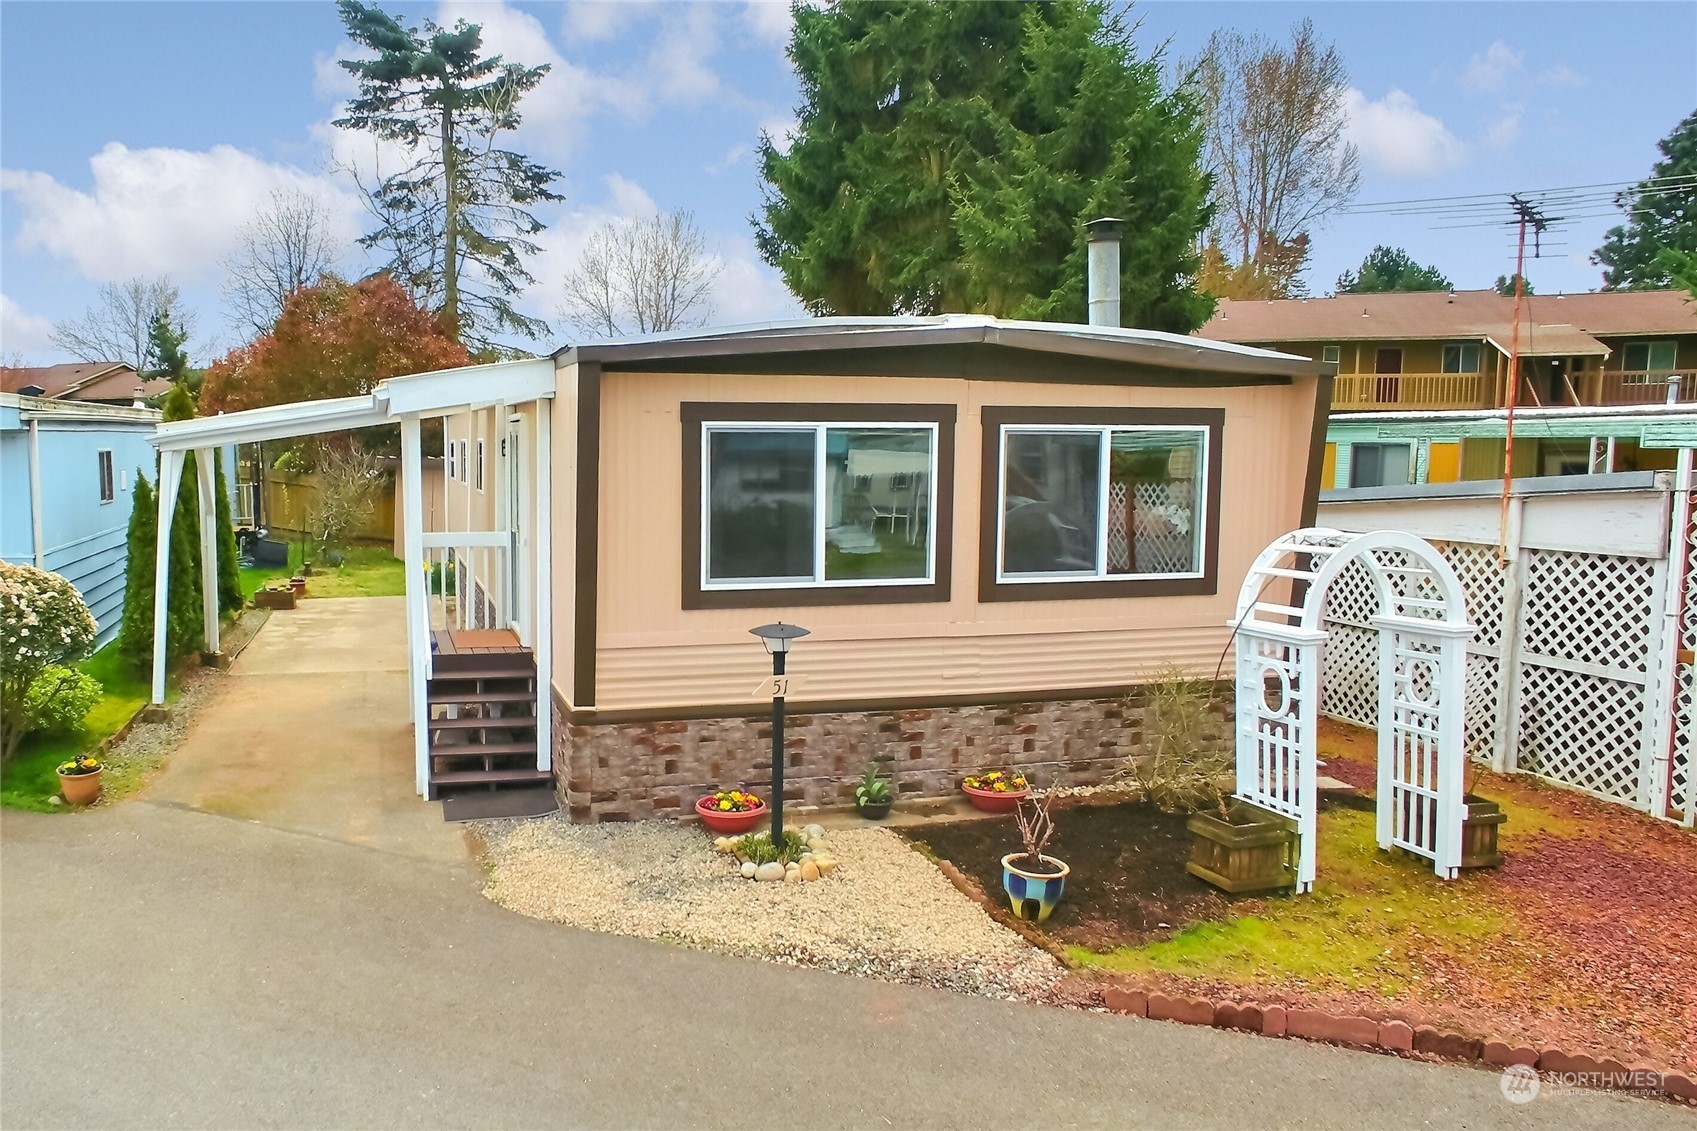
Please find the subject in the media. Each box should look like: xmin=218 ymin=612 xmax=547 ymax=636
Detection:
xmin=147 ymin=315 xmax=1329 ymax=820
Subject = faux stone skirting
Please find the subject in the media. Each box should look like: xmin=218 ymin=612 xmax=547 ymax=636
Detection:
xmin=554 ymin=689 xmax=1230 ymax=824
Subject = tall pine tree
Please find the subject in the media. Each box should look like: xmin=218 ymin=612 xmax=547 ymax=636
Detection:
xmin=161 ymin=383 xmax=204 ymax=656
xmin=1594 ymin=111 xmax=1697 ymax=291
xmin=118 ymin=472 xmax=158 ymax=674
xmin=754 ymin=1 xmax=1214 ymax=332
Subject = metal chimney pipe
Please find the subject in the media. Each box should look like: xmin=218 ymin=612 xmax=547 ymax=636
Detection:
xmin=1085 ymin=217 xmax=1123 ymax=328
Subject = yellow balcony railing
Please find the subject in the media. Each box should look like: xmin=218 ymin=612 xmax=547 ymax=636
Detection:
xmin=1598 ymin=370 xmax=1697 ymax=406
xmin=1331 ymin=371 xmax=1494 ymax=411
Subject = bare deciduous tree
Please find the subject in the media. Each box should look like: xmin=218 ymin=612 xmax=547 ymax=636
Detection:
xmin=310 ymin=443 xmax=384 ymax=551
xmin=51 ymin=277 xmax=188 ymax=372
xmin=1193 ymin=19 xmax=1360 ymax=297
xmin=222 ymin=188 xmax=341 ymax=338
xmin=560 ymin=210 xmax=722 ymax=338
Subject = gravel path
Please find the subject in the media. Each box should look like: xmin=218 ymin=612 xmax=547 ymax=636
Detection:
xmin=479 ymin=818 xmax=1062 ymax=999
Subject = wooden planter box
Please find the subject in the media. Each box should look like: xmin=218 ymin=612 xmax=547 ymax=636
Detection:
xmin=254 ymin=588 xmax=296 ymax=610
xmin=1460 ymin=794 xmax=1506 ymax=869
xmin=1186 ymin=801 xmax=1298 ymax=894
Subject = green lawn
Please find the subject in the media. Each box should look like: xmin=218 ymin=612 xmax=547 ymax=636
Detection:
xmin=0 ymin=641 xmax=156 ymax=813
xmin=240 ymin=541 xmax=406 ymax=600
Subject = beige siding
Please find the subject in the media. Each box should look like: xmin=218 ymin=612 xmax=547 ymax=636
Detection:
xmin=550 ymin=368 xmax=581 ymax=703
xmin=584 ymin=370 xmax=1322 ymax=712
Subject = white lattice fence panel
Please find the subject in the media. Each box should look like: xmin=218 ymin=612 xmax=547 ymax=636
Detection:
xmin=1516 ymin=664 xmax=1645 ymax=801
xmin=1436 ymin=541 xmax=1506 ymax=761
xmin=1515 ymin=549 xmax=1654 ymax=804
xmin=1320 ymin=555 xmax=1380 ymax=726
xmin=1671 ymin=497 xmax=1697 ymax=822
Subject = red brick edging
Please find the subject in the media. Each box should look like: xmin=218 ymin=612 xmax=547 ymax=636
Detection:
xmin=1102 ymin=987 xmax=1696 ymax=1105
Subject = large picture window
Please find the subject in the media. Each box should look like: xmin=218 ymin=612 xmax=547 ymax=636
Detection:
xmin=979 ymin=407 xmax=1222 ymax=601
xmin=683 ymin=404 xmax=955 ymax=609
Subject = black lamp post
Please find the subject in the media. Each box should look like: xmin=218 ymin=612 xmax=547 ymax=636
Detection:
xmin=750 ymin=621 xmax=809 ymax=847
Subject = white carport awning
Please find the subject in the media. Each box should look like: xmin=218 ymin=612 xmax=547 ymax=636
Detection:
xmin=149 ymin=358 xmax=556 ymax=452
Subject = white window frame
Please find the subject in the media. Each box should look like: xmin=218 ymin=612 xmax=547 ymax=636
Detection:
xmin=699 ymin=420 xmax=940 ymax=592
xmin=1320 ymin=345 xmax=1341 ymax=366
xmin=1622 ymin=340 xmax=1678 ymax=376
xmin=475 ymin=439 xmax=486 ymax=492
xmin=994 ymin=423 xmax=1209 ymax=585
xmin=457 ymin=439 xmax=468 ymax=484
xmin=1442 ymin=342 xmax=1481 ymax=373
xmin=446 ymin=436 xmax=457 ymax=480
xmin=97 ymin=449 xmax=115 ymax=504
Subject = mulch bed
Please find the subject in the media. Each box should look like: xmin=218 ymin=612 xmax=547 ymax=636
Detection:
xmin=901 ymin=799 xmax=1235 ymax=951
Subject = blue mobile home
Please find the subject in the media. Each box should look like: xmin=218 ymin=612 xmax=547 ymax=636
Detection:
xmin=1 ymin=393 xmax=163 ymax=645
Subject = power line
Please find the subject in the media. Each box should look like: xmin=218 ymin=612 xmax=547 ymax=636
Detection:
xmin=1342 ymin=173 xmax=1697 ymax=216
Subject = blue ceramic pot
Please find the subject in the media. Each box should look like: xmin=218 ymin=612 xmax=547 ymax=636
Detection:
xmin=1001 ymin=853 xmax=1070 ymax=922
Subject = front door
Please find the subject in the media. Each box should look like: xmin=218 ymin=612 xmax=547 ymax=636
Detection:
xmin=1374 ymin=348 xmax=1403 ymax=405
xmin=505 ymin=416 xmax=530 ymax=646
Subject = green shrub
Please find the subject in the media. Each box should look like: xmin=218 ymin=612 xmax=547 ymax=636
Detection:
xmin=734 ymin=829 xmax=810 ymax=865
xmin=23 ymin=666 xmax=103 ymax=737
xmin=0 ymin=563 xmax=98 ymax=762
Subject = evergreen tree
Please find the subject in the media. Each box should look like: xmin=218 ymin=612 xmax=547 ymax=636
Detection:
xmin=334 ymin=0 xmax=564 ymax=347
xmin=754 ymin=0 xmax=1214 ymax=332
xmin=1336 ymin=246 xmax=1452 ymax=294
xmin=214 ymin=459 xmax=243 ymax=615
xmin=161 ymin=384 xmax=204 ymax=655
xmin=1594 ymin=111 xmax=1697 ymax=291
xmin=118 ymin=472 xmax=158 ymax=674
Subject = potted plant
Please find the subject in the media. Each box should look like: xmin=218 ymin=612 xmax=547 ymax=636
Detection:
xmin=962 ymin=769 xmax=1029 ymax=813
xmin=1001 ymin=791 xmax=1069 ymax=922
xmin=56 ymin=755 xmax=103 ymax=806
xmin=695 ymin=789 xmax=766 ymax=835
xmin=854 ymin=765 xmax=893 ymax=819
xmin=1130 ymin=667 xmax=1297 ymax=894
xmin=289 ymin=575 xmax=307 ymax=596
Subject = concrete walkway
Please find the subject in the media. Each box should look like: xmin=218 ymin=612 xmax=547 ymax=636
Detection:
xmin=144 ymin=596 xmax=469 ymax=864
xmin=3 ymin=803 xmax=1684 ymax=1128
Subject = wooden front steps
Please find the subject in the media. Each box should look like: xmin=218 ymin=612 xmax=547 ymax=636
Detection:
xmin=426 ymin=633 xmax=554 ymax=814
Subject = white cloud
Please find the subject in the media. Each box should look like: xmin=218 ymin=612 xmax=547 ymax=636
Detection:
xmin=1 ymin=143 xmax=363 ymax=283
xmin=1484 ymin=108 xmax=1521 ymax=149
xmin=1342 ymin=88 xmax=1465 ymax=178
xmin=705 ymin=144 xmax=749 ymax=175
xmin=602 ymin=173 xmax=658 ymax=217
xmin=1538 ymin=64 xmax=1587 ymax=88
xmin=743 ymin=1 xmax=793 ymax=45
xmin=561 ymin=1 xmax=658 ymax=43
xmin=312 ymin=43 xmax=360 ymax=102
xmin=1 ymin=294 xmax=57 ymax=362
xmin=711 ymin=250 xmax=802 ymax=325
xmin=1461 ymin=41 xmax=1523 ymax=93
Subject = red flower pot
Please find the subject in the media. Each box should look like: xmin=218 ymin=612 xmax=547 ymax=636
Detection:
xmin=695 ymin=796 xmax=765 ymax=834
xmin=962 ymin=783 xmax=1029 ymax=813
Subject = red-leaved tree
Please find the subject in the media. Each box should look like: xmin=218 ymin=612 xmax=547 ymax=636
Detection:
xmin=201 ymin=274 xmax=471 ymax=413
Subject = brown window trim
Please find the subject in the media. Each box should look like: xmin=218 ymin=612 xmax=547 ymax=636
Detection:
xmin=978 ymin=406 xmax=1224 ymax=603
xmin=681 ymin=402 xmax=956 ymax=611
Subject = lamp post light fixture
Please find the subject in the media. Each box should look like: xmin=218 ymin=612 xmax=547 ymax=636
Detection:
xmin=750 ymin=621 xmax=809 ymax=847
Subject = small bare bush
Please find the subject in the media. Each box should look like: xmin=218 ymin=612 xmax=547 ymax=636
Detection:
xmin=310 ymin=445 xmax=383 ymax=551
xmin=1127 ymin=664 xmax=1231 ymax=815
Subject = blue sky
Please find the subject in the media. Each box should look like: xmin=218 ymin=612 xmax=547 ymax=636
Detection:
xmin=2 ymin=1 xmax=1693 ymax=364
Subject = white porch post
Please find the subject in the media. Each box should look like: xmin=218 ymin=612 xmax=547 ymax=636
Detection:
xmin=195 ymin=448 xmax=221 ymax=656
xmin=535 ymin=398 xmax=553 ymax=773
xmin=401 ymin=414 xmax=431 ymax=797
xmin=150 ymin=449 xmax=185 ymax=705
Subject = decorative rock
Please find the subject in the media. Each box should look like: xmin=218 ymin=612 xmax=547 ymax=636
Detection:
xmin=783 ymin=864 xmax=802 ymax=883
xmin=47 ymin=795 xmax=64 ymax=806
xmin=714 ymin=837 xmax=736 ymax=853
xmin=740 ymin=861 xmax=758 ymax=879
xmin=813 ymin=855 xmax=838 ymax=876
xmin=754 ymin=862 xmax=785 ymax=882
xmin=800 ymin=858 xmax=820 ymax=882
xmin=803 ymin=824 xmax=825 ymax=839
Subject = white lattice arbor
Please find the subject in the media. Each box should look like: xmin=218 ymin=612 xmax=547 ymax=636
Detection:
xmin=1233 ymin=528 xmax=1478 ymax=890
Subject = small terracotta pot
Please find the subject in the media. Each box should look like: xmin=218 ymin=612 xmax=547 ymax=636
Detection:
xmin=289 ymin=576 xmax=307 ymax=596
xmin=695 ymin=796 xmax=764 ymax=835
xmin=963 ymin=782 xmax=1029 ymax=813
xmin=58 ymin=768 xmax=103 ymax=807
